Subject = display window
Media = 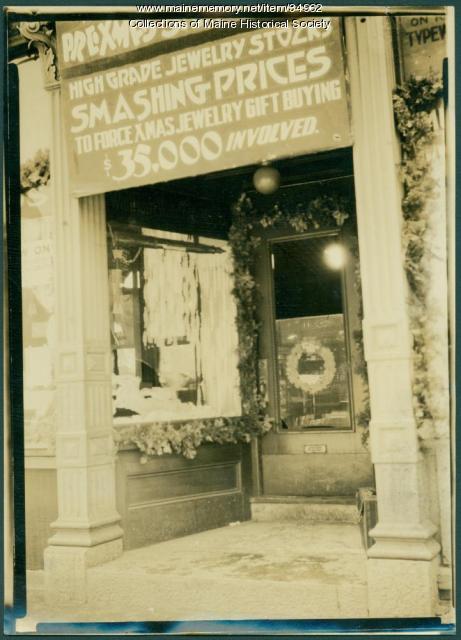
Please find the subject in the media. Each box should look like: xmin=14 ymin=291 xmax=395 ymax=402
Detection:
xmin=108 ymin=224 xmax=241 ymax=423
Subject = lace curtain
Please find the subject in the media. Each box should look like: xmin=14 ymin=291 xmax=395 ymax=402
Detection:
xmin=143 ymin=245 xmax=241 ymax=418
xmin=196 ymin=250 xmax=241 ymax=417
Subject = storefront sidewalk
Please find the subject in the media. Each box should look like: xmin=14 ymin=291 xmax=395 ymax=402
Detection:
xmin=24 ymin=521 xmax=370 ymax=626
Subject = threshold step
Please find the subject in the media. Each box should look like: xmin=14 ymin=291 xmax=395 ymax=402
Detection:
xmin=250 ymin=495 xmax=359 ymax=524
xmin=251 ymin=495 xmax=356 ymax=505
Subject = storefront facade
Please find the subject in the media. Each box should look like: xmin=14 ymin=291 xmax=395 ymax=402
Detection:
xmin=12 ymin=9 xmax=453 ymax=618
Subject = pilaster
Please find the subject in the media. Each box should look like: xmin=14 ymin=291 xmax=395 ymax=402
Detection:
xmin=417 ymin=100 xmax=452 ymax=571
xmin=21 ymin=23 xmax=123 ymax=604
xmin=345 ymin=16 xmax=440 ymax=617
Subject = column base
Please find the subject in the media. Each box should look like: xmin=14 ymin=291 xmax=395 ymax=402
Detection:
xmin=367 ymin=522 xmax=440 ymax=560
xmin=44 ymin=538 xmax=123 ymax=605
xmin=367 ymin=556 xmax=439 ymax=617
xmin=48 ymin=520 xmax=123 ymax=547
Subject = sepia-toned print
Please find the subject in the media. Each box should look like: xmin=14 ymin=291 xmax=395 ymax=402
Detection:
xmin=4 ymin=4 xmax=455 ymax=634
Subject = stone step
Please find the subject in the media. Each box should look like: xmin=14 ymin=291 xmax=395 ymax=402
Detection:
xmin=250 ymin=495 xmax=360 ymax=524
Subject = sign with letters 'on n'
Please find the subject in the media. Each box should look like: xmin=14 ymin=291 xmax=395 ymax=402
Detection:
xmin=56 ymin=19 xmax=351 ymax=196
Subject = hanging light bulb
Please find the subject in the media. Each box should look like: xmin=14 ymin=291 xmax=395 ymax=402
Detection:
xmin=253 ymin=165 xmax=280 ymax=194
xmin=323 ymin=242 xmax=347 ymax=270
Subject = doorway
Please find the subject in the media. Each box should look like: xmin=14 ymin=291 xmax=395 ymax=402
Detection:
xmin=254 ymin=187 xmax=372 ymax=497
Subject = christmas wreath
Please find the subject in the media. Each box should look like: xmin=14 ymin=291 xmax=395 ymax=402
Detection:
xmin=286 ymin=342 xmax=336 ymax=395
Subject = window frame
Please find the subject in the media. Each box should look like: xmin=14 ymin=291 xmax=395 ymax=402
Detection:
xmin=108 ymin=221 xmax=242 ymax=422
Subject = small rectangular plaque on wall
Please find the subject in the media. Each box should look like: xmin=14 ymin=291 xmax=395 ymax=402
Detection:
xmin=304 ymin=444 xmax=327 ymax=454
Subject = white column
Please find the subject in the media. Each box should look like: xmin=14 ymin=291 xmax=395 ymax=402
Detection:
xmin=43 ymin=85 xmax=122 ymax=604
xmin=419 ymin=99 xmax=452 ymax=574
xmin=345 ymin=16 xmax=440 ymax=617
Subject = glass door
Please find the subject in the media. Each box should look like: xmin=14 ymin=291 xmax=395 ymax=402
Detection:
xmin=271 ymin=233 xmax=354 ymax=432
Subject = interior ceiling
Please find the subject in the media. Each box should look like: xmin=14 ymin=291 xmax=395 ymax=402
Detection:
xmin=143 ymin=146 xmax=354 ymax=206
xmin=106 ymin=147 xmax=355 ymax=239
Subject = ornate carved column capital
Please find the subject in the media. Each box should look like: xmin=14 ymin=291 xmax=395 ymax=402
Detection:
xmin=17 ymin=21 xmax=59 ymax=87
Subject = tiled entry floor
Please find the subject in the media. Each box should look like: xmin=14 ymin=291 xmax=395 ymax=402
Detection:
xmin=24 ymin=521 xmax=369 ymax=625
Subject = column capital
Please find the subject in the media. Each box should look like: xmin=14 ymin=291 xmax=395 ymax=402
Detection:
xmin=17 ymin=21 xmax=59 ymax=88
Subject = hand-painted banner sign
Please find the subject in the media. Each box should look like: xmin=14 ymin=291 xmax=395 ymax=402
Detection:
xmin=57 ymin=19 xmax=208 ymax=75
xmin=57 ymin=19 xmax=351 ymax=196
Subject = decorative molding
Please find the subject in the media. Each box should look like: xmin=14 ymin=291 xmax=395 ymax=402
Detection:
xmin=17 ymin=21 xmax=59 ymax=86
xmin=85 ymin=383 xmax=113 ymax=431
xmin=368 ymin=521 xmax=440 ymax=561
xmin=24 ymin=417 xmax=56 ymax=455
xmin=362 ymin=319 xmax=414 ymax=365
xmin=56 ymin=435 xmax=87 ymax=470
xmin=58 ymin=351 xmax=79 ymax=376
xmin=85 ymin=351 xmax=108 ymax=374
xmin=89 ymin=435 xmax=112 ymax=459
xmin=25 ymin=455 xmax=57 ymax=469
xmin=368 ymin=419 xmax=420 ymax=464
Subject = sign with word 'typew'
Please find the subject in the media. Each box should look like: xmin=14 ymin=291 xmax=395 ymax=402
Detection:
xmin=397 ymin=15 xmax=446 ymax=80
xmin=57 ymin=19 xmax=351 ymax=196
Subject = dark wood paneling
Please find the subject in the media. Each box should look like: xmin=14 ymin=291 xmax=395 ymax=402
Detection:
xmin=125 ymin=493 xmax=244 ymax=550
xmin=127 ymin=462 xmax=239 ymax=506
xmin=117 ymin=443 xmax=253 ymax=550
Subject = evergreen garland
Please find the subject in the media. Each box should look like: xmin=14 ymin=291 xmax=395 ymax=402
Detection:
xmin=228 ymin=191 xmax=370 ymax=440
xmin=115 ymin=414 xmax=272 ymax=461
xmin=393 ymin=75 xmax=443 ymax=434
xmin=20 ymin=149 xmax=50 ymax=194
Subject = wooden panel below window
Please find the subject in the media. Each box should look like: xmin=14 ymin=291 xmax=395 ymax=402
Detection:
xmin=127 ymin=462 xmax=240 ymax=507
xmin=117 ymin=443 xmax=252 ymax=550
xmin=125 ymin=493 xmax=245 ymax=551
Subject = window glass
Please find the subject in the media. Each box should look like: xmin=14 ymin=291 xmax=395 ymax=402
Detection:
xmin=108 ymin=228 xmax=241 ymax=423
xmin=272 ymin=235 xmax=352 ymax=431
